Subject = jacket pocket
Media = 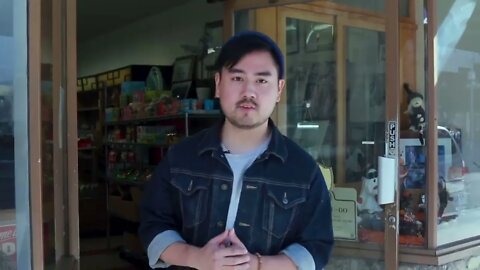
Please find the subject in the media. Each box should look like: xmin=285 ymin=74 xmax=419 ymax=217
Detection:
xmin=262 ymin=184 xmax=307 ymax=239
xmin=171 ymin=175 xmax=210 ymax=228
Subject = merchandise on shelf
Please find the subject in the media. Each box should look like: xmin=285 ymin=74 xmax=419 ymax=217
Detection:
xmin=136 ymin=125 xmax=175 ymax=144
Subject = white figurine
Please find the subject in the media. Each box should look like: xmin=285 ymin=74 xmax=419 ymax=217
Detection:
xmin=357 ymin=168 xmax=382 ymax=214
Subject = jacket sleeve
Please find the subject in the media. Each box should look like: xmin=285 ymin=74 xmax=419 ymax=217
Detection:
xmin=138 ymin=152 xmax=181 ymax=252
xmin=295 ymin=167 xmax=334 ymax=269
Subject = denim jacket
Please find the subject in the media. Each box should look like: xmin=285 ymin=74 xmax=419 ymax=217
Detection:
xmin=139 ymin=119 xmax=334 ymax=269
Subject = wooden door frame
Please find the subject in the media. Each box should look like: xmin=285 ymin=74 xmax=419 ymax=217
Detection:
xmin=29 ymin=0 xmax=79 ymax=268
xmin=28 ymin=0 xmax=44 ymax=266
xmin=66 ymin=0 xmax=80 ymax=260
xmin=384 ymin=0 xmax=401 ymax=269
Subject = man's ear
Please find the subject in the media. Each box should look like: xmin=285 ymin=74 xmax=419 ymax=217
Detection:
xmin=277 ymin=79 xmax=286 ymax=102
xmin=214 ymin=72 xmax=221 ymax=98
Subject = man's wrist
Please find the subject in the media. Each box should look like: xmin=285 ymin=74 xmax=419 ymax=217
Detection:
xmin=249 ymin=253 xmax=260 ymax=270
xmin=185 ymin=245 xmax=201 ymax=269
xmin=254 ymin=253 xmax=262 ymax=270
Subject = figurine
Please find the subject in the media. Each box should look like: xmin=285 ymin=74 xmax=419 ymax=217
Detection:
xmin=404 ymin=83 xmax=426 ymax=144
xmin=438 ymin=176 xmax=454 ymax=219
xmin=357 ymin=168 xmax=382 ymax=214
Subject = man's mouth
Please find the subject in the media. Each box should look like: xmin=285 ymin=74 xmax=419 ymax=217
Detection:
xmin=238 ymin=103 xmax=256 ymax=109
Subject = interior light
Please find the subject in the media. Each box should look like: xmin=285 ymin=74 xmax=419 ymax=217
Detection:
xmin=297 ymin=122 xmax=319 ymax=129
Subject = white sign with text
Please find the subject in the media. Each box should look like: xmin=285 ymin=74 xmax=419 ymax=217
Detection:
xmin=330 ymin=188 xmax=358 ymax=241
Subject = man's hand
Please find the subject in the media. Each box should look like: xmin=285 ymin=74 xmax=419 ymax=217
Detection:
xmin=192 ymin=230 xmax=251 ymax=270
xmin=228 ymin=229 xmax=259 ymax=270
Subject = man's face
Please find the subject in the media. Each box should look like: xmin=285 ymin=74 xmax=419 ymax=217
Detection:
xmin=215 ymin=51 xmax=285 ymax=130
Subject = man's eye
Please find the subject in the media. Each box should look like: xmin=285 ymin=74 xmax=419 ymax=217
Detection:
xmin=231 ymin=76 xmax=243 ymax=81
xmin=257 ymin=79 xmax=268 ymax=84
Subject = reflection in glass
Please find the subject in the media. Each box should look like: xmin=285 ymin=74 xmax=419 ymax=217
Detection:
xmin=285 ymin=18 xmax=336 ymax=165
xmin=436 ymin=0 xmax=480 ymax=246
xmin=0 ymin=0 xmax=30 ymax=268
xmin=344 ymin=27 xmax=390 ymax=245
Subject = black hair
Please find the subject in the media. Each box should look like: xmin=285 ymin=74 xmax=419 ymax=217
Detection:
xmin=214 ymin=31 xmax=285 ymax=79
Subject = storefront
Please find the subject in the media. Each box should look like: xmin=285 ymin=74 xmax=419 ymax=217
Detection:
xmin=223 ymin=0 xmax=480 ymax=269
xmin=1 ymin=0 xmax=479 ymax=269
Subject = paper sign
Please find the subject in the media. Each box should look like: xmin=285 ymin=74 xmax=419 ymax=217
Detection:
xmin=330 ymin=188 xmax=357 ymax=241
xmin=378 ymin=156 xmax=397 ymax=204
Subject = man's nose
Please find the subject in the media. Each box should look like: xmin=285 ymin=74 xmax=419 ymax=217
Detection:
xmin=242 ymin=80 xmax=257 ymax=99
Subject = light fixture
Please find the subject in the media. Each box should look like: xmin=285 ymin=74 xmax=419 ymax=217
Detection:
xmin=296 ymin=101 xmax=320 ymax=129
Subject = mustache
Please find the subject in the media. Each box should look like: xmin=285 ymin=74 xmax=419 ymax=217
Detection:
xmin=236 ymin=99 xmax=257 ymax=107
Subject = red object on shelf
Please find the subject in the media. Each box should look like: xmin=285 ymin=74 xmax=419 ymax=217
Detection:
xmin=78 ymin=137 xmax=93 ymax=148
xmin=157 ymin=103 xmax=167 ymax=116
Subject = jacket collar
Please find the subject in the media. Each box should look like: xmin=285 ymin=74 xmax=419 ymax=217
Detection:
xmin=197 ymin=118 xmax=288 ymax=163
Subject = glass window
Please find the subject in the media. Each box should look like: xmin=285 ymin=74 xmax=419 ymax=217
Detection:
xmin=0 ymin=0 xmax=31 ymax=269
xmin=435 ymin=0 xmax=480 ymax=246
xmin=326 ymin=0 xmax=410 ymax=17
xmin=234 ymin=9 xmax=251 ymax=33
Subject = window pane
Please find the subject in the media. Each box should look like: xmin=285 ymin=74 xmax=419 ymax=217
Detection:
xmin=234 ymin=9 xmax=251 ymax=33
xmin=0 ymin=0 xmax=31 ymax=269
xmin=435 ymin=0 xmax=480 ymax=246
xmin=285 ymin=18 xmax=336 ymax=164
xmin=344 ymin=26 xmax=387 ymax=244
xmin=326 ymin=0 xmax=409 ymax=17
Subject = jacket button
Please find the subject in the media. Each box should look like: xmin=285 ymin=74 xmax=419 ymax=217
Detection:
xmin=221 ymin=184 xmax=228 ymax=190
xmin=217 ymin=221 xmax=224 ymax=228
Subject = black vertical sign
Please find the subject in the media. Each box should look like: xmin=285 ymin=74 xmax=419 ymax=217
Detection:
xmin=387 ymin=121 xmax=397 ymax=157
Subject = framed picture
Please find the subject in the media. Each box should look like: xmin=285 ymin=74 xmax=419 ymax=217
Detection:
xmin=304 ymin=22 xmax=334 ymax=53
xmin=172 ymin=56 xmax=196 ymax=83
xmin=286 ymin=18 xmax=299 ymax=54
xmin=171 ymin=81 xmax=192 ymax=99
xmin=399 ymin=138 xmax=452 ymax=189
xmin=201 ymin=20 xmax=223 ymax=79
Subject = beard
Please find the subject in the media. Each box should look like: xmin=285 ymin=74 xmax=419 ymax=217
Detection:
xmin=223 ymin=98 xmax=271 ymax=130
xmin=226 ymin=114 xmax=269 ymax=130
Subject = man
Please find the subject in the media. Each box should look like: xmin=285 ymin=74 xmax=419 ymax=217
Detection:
xmin=139 ymin=31 xmax=334 ymax=270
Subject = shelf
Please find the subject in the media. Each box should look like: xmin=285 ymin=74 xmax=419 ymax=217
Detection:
xmin=79 ymin=196 xmax=103 ymax=201
xmin=105 ymin=111 xmax=222 ymax=126
xmin=108 ymin=177 xmax=146 ymax=187
xmin=105 ymin=141 xmax=168 ymax=148
xmin=78 ymin=153 xmax=95 ymax=159
xmin=78 ymin=146 xmax=96 ymax=151
xmin=78 ymin=107 xmax=100 ymax=112
xmin=77 ymin=89 xmax=100 ymax=94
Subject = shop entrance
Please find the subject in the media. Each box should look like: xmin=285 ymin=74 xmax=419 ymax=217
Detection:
xmin=229 ymin=2 xmax=406 ymax=269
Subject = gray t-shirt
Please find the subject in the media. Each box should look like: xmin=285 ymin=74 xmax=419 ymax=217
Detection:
xmin=223 ymin=138 xmax=270 ymax=230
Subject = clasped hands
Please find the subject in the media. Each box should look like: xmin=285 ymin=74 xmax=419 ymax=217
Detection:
xmin=193 ymin=229 xmax=258 ymax=270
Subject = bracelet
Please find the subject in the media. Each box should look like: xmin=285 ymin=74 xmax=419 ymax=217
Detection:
xmin=255 ymin=252 xmax=263 ymax=270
